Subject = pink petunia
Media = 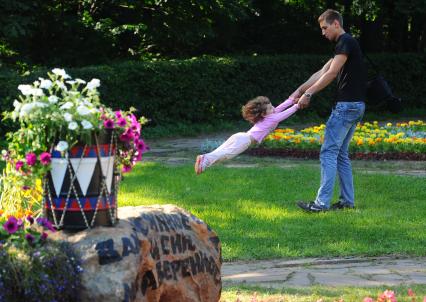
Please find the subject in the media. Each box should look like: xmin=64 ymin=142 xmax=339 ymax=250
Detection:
xmin=122 ymin=164 xmax=132 ymax=173
xmin=129 ymin=114 xmax=141 ymax=130
xmin=117 ymin=117 xmax=127 ymax=127
xmin=115 ymin=111 xmax=122 ymax=119
xmin=136 ymin=139 xmax=148 ymax=153
xmin=3 ymin=216 xmax=18 ymax=234
xmin=363 ymin=298 xmax=374 ymax=302
xmin=15 ymin=160 xmax=24 ymax=171
xmin=39 ymin=152 xmax=51 ymax=165
xmin=119 ymin=132 xmax=131 ymax=142
xmin=103 ymin=119 xmax=115 ymax=129
xmin=25 ymin=152 xmax=37 ymax=166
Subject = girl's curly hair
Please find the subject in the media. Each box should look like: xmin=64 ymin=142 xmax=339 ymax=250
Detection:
xmin=241 ymin=96 xmax=271 ymax=124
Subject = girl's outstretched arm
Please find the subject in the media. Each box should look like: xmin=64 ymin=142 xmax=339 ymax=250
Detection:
xmin=275 ymin=98 xmax=296 ymax=113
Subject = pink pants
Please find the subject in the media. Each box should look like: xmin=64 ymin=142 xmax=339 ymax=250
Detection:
xmin=204 ymin=132 xmax=254 ymax=167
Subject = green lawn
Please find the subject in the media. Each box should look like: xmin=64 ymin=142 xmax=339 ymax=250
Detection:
xmin=119 ymin=162 xmax=426 ymax=261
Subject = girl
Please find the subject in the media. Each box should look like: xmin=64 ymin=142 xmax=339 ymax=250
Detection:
xmin=195 ymin=96 xmax=299 ymax=174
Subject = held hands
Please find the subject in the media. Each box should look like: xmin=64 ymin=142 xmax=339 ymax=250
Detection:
xmin=289 ymin=89 xmax=310 ymax=109
xmin=297 ymin=94 xmax=311 ymax=109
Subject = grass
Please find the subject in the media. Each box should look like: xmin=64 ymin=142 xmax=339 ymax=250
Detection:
xmin=118 ymin=161 xmax=426 ymax=261
xmin=220 ymin=284 xmax=426 ymax=301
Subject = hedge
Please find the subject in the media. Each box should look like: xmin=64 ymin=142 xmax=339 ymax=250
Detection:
xmin=1 ymin=54 xmax=425 ymax=134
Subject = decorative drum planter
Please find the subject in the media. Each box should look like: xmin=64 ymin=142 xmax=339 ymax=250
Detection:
xmin=43 ymin=131 xmax=119 ymax=229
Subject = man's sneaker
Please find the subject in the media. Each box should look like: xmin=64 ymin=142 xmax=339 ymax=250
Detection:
xmin=194 ymin=155 xmax=206 ymax=175
xmin=330 ymin=201 xmax=355 ymax=210
xmin=296 ymin=201 xmax=327 ymax=213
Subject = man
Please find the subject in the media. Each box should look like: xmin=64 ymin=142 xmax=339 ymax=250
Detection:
xmin=292 ymin=9 xmax=367 ymax=212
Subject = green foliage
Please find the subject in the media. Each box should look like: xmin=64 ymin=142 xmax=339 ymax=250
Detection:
xmin=1 ymin=0 xmax=426 ymax=66
xmin=1 ymin=54 xmax=424 ymax=137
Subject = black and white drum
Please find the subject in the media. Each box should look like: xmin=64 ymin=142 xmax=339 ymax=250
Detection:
xmin=43 ymin=131 xmax=119 ymax=229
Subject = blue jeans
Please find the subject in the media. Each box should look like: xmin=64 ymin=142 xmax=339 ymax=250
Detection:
xmin=315 ymin=101 xmax=365 ymax=209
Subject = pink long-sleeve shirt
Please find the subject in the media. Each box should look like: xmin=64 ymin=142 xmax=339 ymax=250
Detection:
xmin=247 ymin=98 xmax=299 ymax=143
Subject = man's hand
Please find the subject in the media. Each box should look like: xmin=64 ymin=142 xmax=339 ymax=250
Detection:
xmin=297 ymin=94 xmax=311 ymax=109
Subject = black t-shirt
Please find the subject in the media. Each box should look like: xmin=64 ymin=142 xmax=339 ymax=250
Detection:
xmin=334 ymin=33 xmax=367 ymax=102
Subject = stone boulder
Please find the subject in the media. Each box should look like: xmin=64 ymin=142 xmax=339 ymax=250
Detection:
xmin=50 ymin=205 xmax=222 ymax=302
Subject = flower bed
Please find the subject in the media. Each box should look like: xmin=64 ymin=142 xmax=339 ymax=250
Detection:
xmin=249 ymin=121 xmax=426 ymax=160
xmin=0 ymin=210 xmax=82 ymax=302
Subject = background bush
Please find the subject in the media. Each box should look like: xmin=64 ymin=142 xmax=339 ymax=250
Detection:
xmin=1 ymin=53 xmax=425 ymax=135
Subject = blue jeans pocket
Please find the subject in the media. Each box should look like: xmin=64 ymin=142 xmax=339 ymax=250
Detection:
xmin=333 ymin=103 xmax=365 ymax=127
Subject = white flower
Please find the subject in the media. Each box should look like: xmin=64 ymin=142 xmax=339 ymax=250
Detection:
xmin=60 ymin=102 xmax=73 ymax=110
xmin=66 ymin=80 xmax=76 ymax=85
xmin=18 ymin=85 xmax=33 ymax=96
xmin=40 ymin=79 xmax=53 ymax=89
xmin=68 ymin=122 xmax=78 ymax=130
xmin=32 ymin=88 xmax=44 ymax=96
xmin=20 ymin=103 xmax=36 ymax=117
xmin=55 ymin=80 xmax=67 ymax=91
xmin=76 ymin=79 xmax=86 ymax=84
xmin=76 ymin=105 xmax=91 ymax=116
xmin=64 ymin=113 xmax=73 ymax=122
xmin=13 ymin=100 xmax=22 ymax=111
xmin=55 ymin=141 xmax=69 ymax=152
xmin=86 ymin=79 xmax=100 ymax=90
xmin=52 ymin=68 xmax=71 ymax=79
xmin=34 ymin=101 xmax=48 ymax=108
xmin=48 ymin=95 xmax=59 ymax=104
xmin=81 ymin=120 xmax=93 ymax=129
xmin=33 ymin=80 xmax=40 ymax=86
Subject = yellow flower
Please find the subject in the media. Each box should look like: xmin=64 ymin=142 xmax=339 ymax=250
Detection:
xmin=386 ymin=122 xmax=392 ymax=127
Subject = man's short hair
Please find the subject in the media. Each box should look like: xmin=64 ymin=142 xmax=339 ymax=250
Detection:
xmin=318 ymin=9 xmax=343 ymax=27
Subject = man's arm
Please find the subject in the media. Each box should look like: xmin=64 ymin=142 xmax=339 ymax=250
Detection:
xmin=289 ymin=59 xmax=333 ymax=99
xmin=298 ymin=54 xmax=348 ymax=109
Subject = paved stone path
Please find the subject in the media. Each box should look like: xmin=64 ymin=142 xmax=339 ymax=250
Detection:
xmin=144 ymin=132 xmax=426 ymax=288
xmin=222 ymin=257 xmax=426 ymax=288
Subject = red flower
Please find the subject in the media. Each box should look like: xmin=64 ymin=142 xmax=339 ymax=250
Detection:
xmin=40 ymin=152 xmax=52 ymax=165
xmin=25 ymin=152 xmax=37 ymax=166
xmin=15 ymin=160 xmax=24 ymax=171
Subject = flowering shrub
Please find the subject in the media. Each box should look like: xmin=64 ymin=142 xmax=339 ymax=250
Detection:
xmin=262 ymin=120 xmax=426 ymax=157
xmin=1 ymin=68 xmax=148 ymax=216
xmin=0 ymin=210 xmax=82 ymax=302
